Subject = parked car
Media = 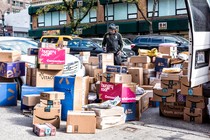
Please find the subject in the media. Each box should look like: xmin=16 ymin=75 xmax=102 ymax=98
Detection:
xmin=67 ymin=38 xmax=134 ymax=62
xmin=40 ymin=35 xmax=81 ymax=44
xmin=0 ymin=37 xmax=85 ymax=99
xmin=132 ymin=35 xmax=189 ymax=54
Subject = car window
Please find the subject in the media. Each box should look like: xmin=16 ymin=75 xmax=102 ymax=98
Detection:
xmin=139 ymin=38 xmax=149 ymax=43
xmin=68 ymin=40 xmax=80 ymax=47
xmin=81 ymin=40 xmax=97 ymax=48
xmin=164 ymin=37 xmax=177 ymax=43
xmin=63 ymin=37 xmax=71 ymax=41
xmin=151 ymin=37 xmax=164 ymax=43
xmin=123 ymin=39 xmax=132 ymax=45
xmin=41 ymin=37 xmax=59 ymax=43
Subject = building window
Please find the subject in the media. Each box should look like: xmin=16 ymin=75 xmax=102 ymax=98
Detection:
xmin=176 ymin=0 xmax=187 ymax=15
xmin=38 ymin=11 xmax=67 ymax=27
xmin=159 ymin=0 xmax=175 ymax=16
xmin=105 ymin=4 xmax=114 ymax=21
xmin=89 ymin=8 xmax=97 ymax=23
xmin=128 ymin=3 xmax=138 ymax=19
xmin=147 ymin=0 xmax=158 ymax=17
xmin=114 ymin=3 xmax=127 ymax=20
xmin=20 ymin=2 xmax=23 ymax=7
xmin=74 ymin=7 xmax=97 ymax=23
xmin=13 ymin=8 xmax=20 ymax=13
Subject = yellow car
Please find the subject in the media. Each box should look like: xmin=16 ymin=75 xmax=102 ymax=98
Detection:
xmin=40 ymin=35 xmax=81 ymax=44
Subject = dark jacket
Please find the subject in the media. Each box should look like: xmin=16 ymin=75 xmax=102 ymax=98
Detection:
xmin=102 ymin=32 xmax=123 ymax=54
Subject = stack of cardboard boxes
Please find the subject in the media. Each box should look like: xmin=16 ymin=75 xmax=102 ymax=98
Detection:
xmin=0 ymin=50 xmax=25 ymax=106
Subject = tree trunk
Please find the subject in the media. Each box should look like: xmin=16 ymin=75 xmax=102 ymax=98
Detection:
xmin=150 ymin=0 xmax=158 ymax=34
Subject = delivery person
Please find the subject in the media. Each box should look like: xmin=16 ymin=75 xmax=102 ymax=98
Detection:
xmin=102 ymin=23 xmax=123 ymax=65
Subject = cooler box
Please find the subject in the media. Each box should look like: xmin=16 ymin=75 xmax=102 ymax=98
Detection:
xmin=0 ymin=83 xmax=17 ymax=106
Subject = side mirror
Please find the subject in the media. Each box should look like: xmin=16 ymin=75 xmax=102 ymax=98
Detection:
xmin=176 ymin=41 xmax=182 ymax=46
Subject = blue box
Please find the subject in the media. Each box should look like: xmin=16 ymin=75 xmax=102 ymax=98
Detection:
xmin=0 ymin=61 xmax=25 ymax=78
xmin=54 ymin=76 xmax=75 ymax=121
xmin=121 ymin=102 xmax=136 ymax=121
xmin=106 ymin=65 xmax=127 ymax=74
xmin=21 ymin=85 xmax=53 ymax=110
xmin=0 ymin=83 xmax=17 ymax=106
xmin=155 ymin=57 xmax=169 ymax=72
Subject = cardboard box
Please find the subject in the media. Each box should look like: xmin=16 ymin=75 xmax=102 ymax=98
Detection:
xmin=102 ymin=73 xmax=132 ymax=84
xmin=136 ymin=92 xmax=150 ymax=121
xmin=143 ymin=76 xmax=149 ymax=85
xmin=38 ymin=64 xmax=64 ymax=70
xmin=40 ymin=99 xmax=61 ymax=108
xmin=153 ymin=84 xmax=176 ymax=102
xmin=94 ymin=69 xmax=103 ymax=81
xmin=33 ymin=104 xmax=61 ymax=128
xmin=21 ymin=85 xmax=53 ymax=110
xmin=84 ymin=64 xmax=98 ymax=77
xmin=89 ymin=57 xmax=99 ymax=65
xmin=183 ymin=68 xmax=188 ymax=75
xmin=90 ymin=106 xmax=124 ymax=117
xmin=31 ymin=69 xmax=62 ymax=87
xmin=96 ymin=115 xmax=125 ymax=129
xmin=143 ymin=63 xmax=155 ymax=69
xmin=128 ymin=67 xmax=143 ymax=86
xmin=100 ymin=82 xmax=136 ymax=103
xmin=28 ymin=48 xmax=39 ymax=56
xmin=181 ymin=76 xmax=203 ymax=96
xmin=141 ymin=85 xmax=153 ymax=90
xmin=130 ymin=56 xmax=151 ymax=64
xmin=161 ymin=80 xmax=181 ymax=89
xmin=79 ymin=52 xmax=90 ymax=64
xmin=89 ymin=77 xmax=96 ymax=84
xmin=0 ymin=61 xmax=25 ymax=78
xmin=186 ymin=96 xmax=207 ymax=109
xmin=183 ymin=61 xmax=188 ymax=69
xmin=98 ymin=53 xmax=114 ymax=72
xmin=155 ymin=57 xmax=170 ymax=72
xmin=66 ymin=111 xmax=96 ymax=134
xmin=0 ymin=50 xmax=21 ymax=62
xmin=0 ymin=83 xmax=17 ymax=106
xmin=159 ymin=44 xmax=177 ymax=58
xmin=38 ymin=48 xmax=65 ymax=65
xmin=106 ymin=65 xmax=127 ymax=74
xmin=38 ymin=42 xmax=57 ymax=48
xmin=149 ymin=77 xmax=161 ymax=86
xmin=33 ymin=123 xmax=56 ymax=137
xmin=161 ymin=72 xmax=181 ymax=81
xmin=22 ymin=94 xmax=40 ymax=107
xmin=122 ymin=103 xmax=136 ymax=121
xmin=54 ymin=76 xmax=90 ymax=121
xmin=159 ymin=102 xmax=184 ymax=118
xmin=184 ymin=107 xmax=203 ymax=124
xmin=0 ymin=77 xmax=14 ymax=82
xmin=40 ymin=91 xmax=65 ymax=100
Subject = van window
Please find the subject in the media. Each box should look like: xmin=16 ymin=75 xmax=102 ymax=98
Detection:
xmin=151 ymin=37 xmax=164 ymax=43
xmin=139 ymin=38 xmax=148 ymax=43
xmin=41 ymin=37 xmax=59 ymax=43
xmin=164 ymin=37 xmax=177 ymax=43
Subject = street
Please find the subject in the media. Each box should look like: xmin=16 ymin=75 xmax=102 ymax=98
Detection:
xmin=1 ymin=102 xmax=210 ymax=140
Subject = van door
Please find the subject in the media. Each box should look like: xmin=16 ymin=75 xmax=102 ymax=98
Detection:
xmin=185 ymin=0 xmax=210 ymax=87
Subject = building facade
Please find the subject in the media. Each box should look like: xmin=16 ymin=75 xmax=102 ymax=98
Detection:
xmin=29 ymin=0 xmax=189 ymax=39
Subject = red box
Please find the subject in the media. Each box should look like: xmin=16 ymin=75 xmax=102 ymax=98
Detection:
xmin=33 ymin=123 xmax=56 ymax=137
xmin=99 ymin=82 xmax=136 ymax=103
xmin=38 ymin=48 xmax=65 ymax=65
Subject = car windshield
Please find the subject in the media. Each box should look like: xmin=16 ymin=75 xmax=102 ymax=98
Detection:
xmin=0 ymin=39 xmax=37 ymax=55
xmin=123 ymin=38 xmax=132 ymax=45
xmin=176 ymin=36 xmax=189 ymax=45
xmin=68 ymin=39 xmax=98 ymax=48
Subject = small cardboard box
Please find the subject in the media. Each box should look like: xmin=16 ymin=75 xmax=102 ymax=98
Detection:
xmin=161 ymin=72 xmax=181 ymax=81
xmin=0 ymin=83 xmax=17 ymax=106
xmin=106 ymin=65 xmax=127 ymax=74
xmin=143 ymin=63 xmax=155 ymax=69
xmin=38 ymin=42 xmax=57 ymax=48
xmin=155 ymin=57 xmax=170 ymax=72
xmin=141 ymin=85 xmax=153 ymax=90
xmin=0 ymin=77 xmax=14 ymax=82
xmin=100 ymin=82 xmax=136 ymax=103
xmin=94 ymin=69 xmax=103 ymax=81
xmin=181 ymin=76 xmax=203 ymax=96
xmin=122 ymin=102 xmax=136 ymax=121
xmin=40 ymin=91 xmax=65 ymax=100
xmin=183 ymin=61 xmax=188 ymax=69
xmin=66 ymin=111 xmax=96 ymax=134
xmin=149 ymin=77 xmax=161 ymax=86
xmin=84 ymin=64 xmax=98 ymax=77
xmin=40 ymin=99 xmax=61 ymax=108
xmin=183 ymin=68 xmax=188 ymax=75
xmin=159 ymin=43 xmax=177 ymax=58
xmin=98 ymin=53 xmax=114 ymax=72
xmin=96 ymin=115 xmax=125 ymax=129
xmin=22 ymin=94 xmax=40 ymax=107
xmin=0 ymin=50 xmax=21 ymax=62
xmin=153 ymin=84 xmax=176 ymax=102
xmin=161 ymin=80 xmax=181 ymax=89
xmin=28 ymin=48 xmax=39 ymax=56
xmin=38 ymin=64 xmax=64 ymax=70
xmin=0 ymin=61 xmax=25 ymax=78
xmin=130 ymin=56 xmax=151 ymax=64
xmin=33 ymin=104 xmax=61 ymax=128
xmin=102 ymin=73 xmax=132 ymax=84
xmin=38 ymin=48 xmax=65 ymax=65
xmin=136 ymin=92 xmax=150 ymax=120
xmin=31 ymin=69 xmax=63 ymax=87
xmin=184 ymin=107 xmax=203 ymax=124
xmin=186 ymin=96 xmax=207 ymax=109
xmin=89 ymin=57 xmax=99 ymax=65
xmin=79 ymin=52 xmax=90 ymax=64
xmin=33 ymin=123 xmax=56 ymax=137
xmin=128 ymin=67 xmax=143 ymax=86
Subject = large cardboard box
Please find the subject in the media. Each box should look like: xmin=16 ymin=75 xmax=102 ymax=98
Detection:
xmin=40 ymin=91 xmax=65 ymax=100
xmin=100 ymin=82 xmax=136 ymax=103
xmin=186 ymin=96 xmax=207 ymax=109
xmin=38 ymin=64 xmax=64 ymax=70
xmin=153 ymin=84 xmax=176 ymax=102
xmin=106 ymin=65 xmax=127 ymax=74
xmin=89 ymin=57 xmax=99 ymax=65
xmin=155 ymin=57 xmax=170 ymax=72
xmin=183 ymin=61 xmax=188 ymax=69
xmin=21 ymin=85 xmax=53 ymax=110
xmin=66 ymin=111 xmax=96 ymax=134
xmin=128 ymin=67 xmax=143 ymax=86
xmin=84 ymin=64 xmax=98 ymax=77
xmin=38 ymin=48 xmax=65 ymax=65
xmin=33 ymin=104 xmax=61 ymax=128
xmin=33 ymin=123 xmax=56 ymax=137
xmin=102 ymin=73 xmax=132 ymax=84
xmin=0 ymin=83 xmax=17 ymax=106
xmin=40 ymin=99 xmax=61 ymax=108
xmin=130 ymin=56 xmax=151 ymax=64
xmin=0 ymin=50 xmax=21 ymax=62
xmin=184 ymin=107 xmax=203 ymax=124
xmin=98 ymin=53 xmax=114 ymax=72
xmin=90 ymin=106 xmax=124 ymax=117
xmin=159 ymin=43 xmax=177 ymax=58
xmin=31 ymin=68 xmax=63 ymax=87
xmin=0 ymin=61 xmax=25 ymax=78
xmin=122 ymin=102 xmax=136 ymax=121
xmin=94 ymin=69 xmax=103 ymax=81
xmin=161 ymin=72 xmax=181 ymax=81
xmin=181 ymin=76 xmax=203 ymax=96
xmin=161 ymin=80 xmax=181 ymax=89
xmin=159 ymin=102 xmax=184 ymax=118
xmin=54 ymin=76 xmax=89 ymax=121
xmin=22 ymin=94 xmax=40 ymax=107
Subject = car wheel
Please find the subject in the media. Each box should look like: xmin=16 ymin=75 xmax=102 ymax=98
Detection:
xmin=15 ymin=77 xmax=23 ymax=100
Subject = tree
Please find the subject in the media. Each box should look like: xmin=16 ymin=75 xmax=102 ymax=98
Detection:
xmin=36 ymin=0 xmax=97 ymax=34
xmin=126 ymin=0 xmax=158 ymax=34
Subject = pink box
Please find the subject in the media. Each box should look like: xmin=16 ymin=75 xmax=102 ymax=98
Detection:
xmin=38 ymin=48 xmax=65 ymax=65
xmin=99 ymin=82 xmax=136 ymax=103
